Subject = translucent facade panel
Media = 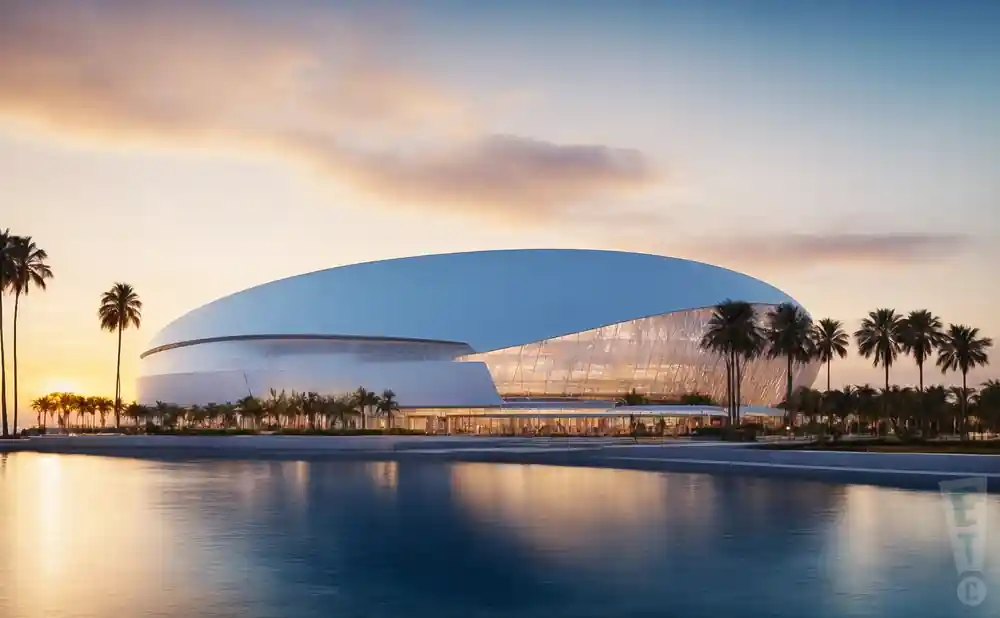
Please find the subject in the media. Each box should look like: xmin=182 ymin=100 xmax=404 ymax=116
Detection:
xmin=459 ymin=306 xmax=820 ymax=406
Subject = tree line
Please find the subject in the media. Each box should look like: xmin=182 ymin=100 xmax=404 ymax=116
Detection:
xmin=31 ymin=386 xmax=401 ymax=433
xmin=699 ymin=300 xmax=993 ymax=437
xmin=785 ymin=381 xmax=1000 ymax=438
xmin=2 ymin=228 xmax=143 ymax=437
xmin=2 ymin=227 xmax=996 ymax=440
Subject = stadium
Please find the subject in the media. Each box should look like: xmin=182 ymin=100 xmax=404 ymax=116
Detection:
xmin=138 ymin=249 xmax=819 ymax=434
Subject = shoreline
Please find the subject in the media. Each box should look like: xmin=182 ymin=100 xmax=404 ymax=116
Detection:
xmin=3 ymin=435 xmax=998 ymax=492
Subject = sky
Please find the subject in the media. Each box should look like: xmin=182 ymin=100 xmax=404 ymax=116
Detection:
xmin=2 ymin=0 xmax=999 ymax=422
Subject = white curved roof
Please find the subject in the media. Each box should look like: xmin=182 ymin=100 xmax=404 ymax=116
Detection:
xmin=146 ymin=249 xmax=799 ymax=354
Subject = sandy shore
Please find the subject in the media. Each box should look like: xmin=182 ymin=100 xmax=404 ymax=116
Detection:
xmin=3 ymin=435 xmax=998 ymax=491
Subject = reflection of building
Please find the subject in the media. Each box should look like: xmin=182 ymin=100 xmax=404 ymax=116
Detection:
xmin=139 ymin=249 xmax=818 ymax=430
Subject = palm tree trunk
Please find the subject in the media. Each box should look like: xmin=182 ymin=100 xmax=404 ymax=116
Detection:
xmin=786 ymin=355 xmax=794 ymax=427
xmin=12 ymin=292 xmax=20 ymax=435
xmin=731 ymin=352 xmax=738 ymax=425
xmin=726 ymin=353 xmax=734 ymax=425
xmin=961 ymin=371 xmax=968 ymax=440
xmin=826 ymin=359 xmax=831 ymax=393
xmin=0 ymin=287 xmax=8 ymax=438
xmin=114 ymin=324 xmax=123 ymax=429
xmin=883 ymin=362 xmax=890 ymax=436
xmin=735 ymin=355 xmax=744 ymax=425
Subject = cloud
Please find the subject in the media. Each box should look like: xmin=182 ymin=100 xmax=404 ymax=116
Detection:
xmin=0 ymin=0 xmax=658 ymax=218
xmin=282 ymin=133 xmax=653 ymax=219
xmin=678 ymin=232 xmax=970 ymax=268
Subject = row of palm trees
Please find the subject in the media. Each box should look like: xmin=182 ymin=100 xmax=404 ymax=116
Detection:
xmin=700 ymin=301 xmax=993 ymax=434
xmin=787 ymin=380 xmax=1000 ymax=437
xmin=1 ymin=227 xmax=145 ymax=437
xmin=32 ymin=386 xmax=401 ymax=433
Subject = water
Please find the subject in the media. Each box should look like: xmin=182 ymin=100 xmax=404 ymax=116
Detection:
xmin=1 ymin=452 xmax=998 ymax=618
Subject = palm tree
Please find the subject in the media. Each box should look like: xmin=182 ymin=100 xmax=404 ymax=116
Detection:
xmin=881 ymin=385 xmax=916 ymax=436
xmin=765 ymin=302 xmax=815 ymax=423
xmin=237 ymin=395 xmax=264 ymax=431
xmin=352 ymin=386 xmax=379 ymax=430
xmin=94 ymin=396 xmax=113 ymax=429
xmin=300 ymin=392 xmax=322 ymax=431
xmin=922 ymin=385 xmax=950 ymax=436
xmin=854 ymin=309 xmax=904 ymax=427
xmin=78 ymin=395 xmax=97 ymax=430
xmin=899 ymin=310 xmax=944 ymax=393
xmin=376 ymin=389 xmax=400 ymax=429
xmin=98 ymin=283 xmax=142 ymax=429
xmin=219 ymin=402 xmax=239 ymax=429
xmin=55 ymin=392 xmax=76 ymax=429
xmin=854 ymin=384 xmax=879 ymax=434
xmin=326 ymin=394 xmax=355 ymax=430
xmin=0 ymin=229 xmax=14 ymax=437
xmin=811 ymin=318 xmax=849 ymax=392
xmin=263 ymin=389 xmax=288 ymax=429
xmin=947 ymin=386 xmax=975 ymax=436
xmin=977 ymin=379 xmax=1000 ymax=436
xmin=699 ymin=300 xmax=765 ymax=425
xmin=124 ymin=401 xmax=147 ymax=428
xmin=786 ymin=386 xmax=823 ymax=427
xmin=8 ymin=236 xmax=53 ymax=435
xmin=31 ymin=394 xmax=56 ymax=431
xmin=202 ymin=403 xmax=220 ymax=428
xmin=937 ymin=324 xmax=992 ymax=438
xmin=823 ymin=385 xmax=856 ymax=433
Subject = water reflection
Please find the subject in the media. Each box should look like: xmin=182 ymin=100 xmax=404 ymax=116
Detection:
xmin=1 ymin=453 xmax=998 ymax=618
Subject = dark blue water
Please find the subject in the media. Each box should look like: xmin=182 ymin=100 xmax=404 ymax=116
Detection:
xmin=1 ymin=452 xmax=997 ymax=617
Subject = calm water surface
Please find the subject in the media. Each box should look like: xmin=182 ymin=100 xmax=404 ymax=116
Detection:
xmin=1 ymin=452 xmax=998 ymax=618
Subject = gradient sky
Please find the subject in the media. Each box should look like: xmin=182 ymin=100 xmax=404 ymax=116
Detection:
xmin=2 ymin=0 xmax=999 ymax=421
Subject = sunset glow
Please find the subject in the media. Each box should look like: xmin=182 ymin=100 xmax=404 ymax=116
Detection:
xmin=3 ymin=0 xmax=999 ymax=429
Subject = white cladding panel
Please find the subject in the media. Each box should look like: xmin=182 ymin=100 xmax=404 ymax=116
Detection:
xmin=137 ymin=360 xmax=503 ymax=408
xmin=146 ymin=250 xmax=798 ymax=354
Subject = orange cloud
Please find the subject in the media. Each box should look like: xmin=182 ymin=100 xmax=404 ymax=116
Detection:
xmin=670 ymin=232 xmax=970 ymax=269
xmin=0 ymin=0 xmax=658 ymax=218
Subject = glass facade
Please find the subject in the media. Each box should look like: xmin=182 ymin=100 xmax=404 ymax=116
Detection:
xmin=459 ymin=305 xmax=819 ymax=406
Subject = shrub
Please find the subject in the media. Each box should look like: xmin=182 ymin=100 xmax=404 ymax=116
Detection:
xmin=691 ymin=426 xmax=757 ymax=442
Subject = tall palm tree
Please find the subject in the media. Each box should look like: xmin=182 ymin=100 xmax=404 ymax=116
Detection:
xmin=352 ymin=386 xmax=379 ymax=430
xmin=854 ymin=308 xmax=904 ymax=425
xmin=376 ymin=389 xmax=400 ymax=429
xmin=98 ymin=283 xmax=142 ymax=429
xmin=9 ymin=236 xmax=53 ymax=434
xmin=0 ymin=229 xmax=14 ymax=437
xmin=899 ymin=309 xmax=944 ymax=393
xmin=699 ymin=300 xmax=765 ymax=425
xmin=811 ymin=318 xmax=850 ymax=392
xmin=765 ymin=302 xmax=815 ymax=423
xmin=937 ymin=324 xmax=992 ymax=438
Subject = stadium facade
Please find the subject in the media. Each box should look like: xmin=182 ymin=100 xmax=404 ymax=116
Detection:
xmin=138 ymin=249 xmax=819 ymax=433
